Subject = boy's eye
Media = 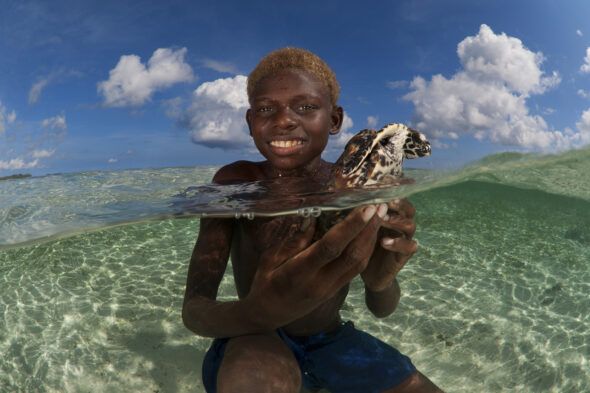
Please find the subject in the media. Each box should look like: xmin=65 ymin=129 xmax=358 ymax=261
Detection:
xmin=256 ymin=106 xmax=274 ymax=113
xmin=253 ymin=102 xmax=319 ymax=115
xmin=297 ymin=104 xmax=318 ymax=112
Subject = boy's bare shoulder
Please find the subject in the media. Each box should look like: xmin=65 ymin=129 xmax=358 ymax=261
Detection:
xmin=212 ymin=160 xmax=266 ymax=184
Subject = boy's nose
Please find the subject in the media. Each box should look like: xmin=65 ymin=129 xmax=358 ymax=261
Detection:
xmin=275 ymin=106 xmax=297 ymax=130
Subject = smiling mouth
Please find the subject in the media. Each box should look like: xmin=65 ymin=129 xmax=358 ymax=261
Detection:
xmin=270 ymin=140 xmax=304 ymax=148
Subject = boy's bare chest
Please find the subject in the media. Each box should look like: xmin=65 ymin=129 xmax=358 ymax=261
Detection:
xmin=231 ymin=217 xmax=348 ymax=334
xmin=230 ymin=216 xmax=310 ymax=297
xmin=246 ymin=216 xmax=309 ymax=251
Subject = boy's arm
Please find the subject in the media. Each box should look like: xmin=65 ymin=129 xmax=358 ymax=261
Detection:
xmin=364 ymin=278 xmax=401 ymax=318
xmin=182 ymin=162 xmax=265 ymax=338
xmin=182 ymin=217 xmax=261 ymax=338
xmin=362 ymin=199 xmax=418 ymax=318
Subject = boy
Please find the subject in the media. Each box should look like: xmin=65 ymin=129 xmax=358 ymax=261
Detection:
xmin=182 ymin=48 xmax=443 ymax=393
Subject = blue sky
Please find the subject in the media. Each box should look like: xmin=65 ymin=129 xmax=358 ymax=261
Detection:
xmin=1 ymin=0 xmax=590 ymax=176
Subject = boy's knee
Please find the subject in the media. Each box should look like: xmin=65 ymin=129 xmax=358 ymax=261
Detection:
xmin=217 ymin=334 xmax=302 ymax=393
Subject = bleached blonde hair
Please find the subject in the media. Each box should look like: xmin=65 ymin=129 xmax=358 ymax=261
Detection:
xmin=247 ymin=47 xmax=340 ymax=105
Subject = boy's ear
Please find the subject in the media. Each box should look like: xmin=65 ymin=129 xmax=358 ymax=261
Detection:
xmin=330 ymin=106 xmax=344 ymax=135
xmin=245 ymin=109 xmax=253 ymax=136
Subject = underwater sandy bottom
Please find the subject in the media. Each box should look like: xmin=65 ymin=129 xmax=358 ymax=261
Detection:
xmin=1 ymin=181 xmax=589 ymax=392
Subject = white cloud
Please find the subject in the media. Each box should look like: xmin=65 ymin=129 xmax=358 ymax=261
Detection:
xmin=431 ymin=139 xmax=454 ymax=149
xmin=457 ymin=24 xmax=559 ymax=95
xmin=28 ymin=70 xmax=83 ymax=105
xmin=1 ymin=111 xmax=64 ymax=173
xmin=29 ymin=78 xmax=50 ymax=104
xmin=98 ymin=47 xmax=195 ymax=107
xmin=31 ymin=149 xmax=55 ymax=158
xmin=578 ymin=89 xmax=590 ymax=99
xmin=387 ymin=80 xmax=409 ymax=89
xmin=580 ymin=47 xmax=590 ymax=74
xmin=108 ymin=158 xmax=118 ymax=163
xmin=575 ymin=109 xmax=590 ymax=145
xmin=403 ymin=24 xmax=582 ymax=151
xmin=341 ymin=112 xmax=354 ymax=132
xmin=577 ymin=29 xmax=583 ymax=37
xmin=0 ymin=102 xmax=17 ymax=134
xmin=0 ymin=158 xmax=39 ymax=170
xmin=182 ymin=75 xmax=251 ymax=149
xmin=201 ymin=59 xmax=239 ymax=74
xmin=42 ymin=114 xmax=67 ymax=130
xmin=367 ymin=115 xmax=379 ymax=128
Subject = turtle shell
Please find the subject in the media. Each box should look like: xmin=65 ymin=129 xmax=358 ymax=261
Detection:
xmin=336 ymin=129 xmax=378 ymax=176
xmin=320 ymin=123 xmax=431 ymax=232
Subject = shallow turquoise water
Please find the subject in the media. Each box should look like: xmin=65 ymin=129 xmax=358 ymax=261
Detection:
xmin=1 ymin=149 xmax=589 ymax=392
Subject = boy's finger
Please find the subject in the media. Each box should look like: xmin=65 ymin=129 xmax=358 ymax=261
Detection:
xmin=294 ymin=205 xmax=377 ymax=270
xmin=387 ymin=198 xmax=416 ymax=219
xmin=381 ymin=237 xmax=418 ymax=256
xmin=381 ymin=217 xmax=416 ymax=239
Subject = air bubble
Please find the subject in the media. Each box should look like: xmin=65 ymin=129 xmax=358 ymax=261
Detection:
xmin=310 ymin=207 xmax=322 ymax=217
xmin=233 ymin=212 xmax=255 ymax=220
xmin=298 ymin=208 xmax=311 ymax=217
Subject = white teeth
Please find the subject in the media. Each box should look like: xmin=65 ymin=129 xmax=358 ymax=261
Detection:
xmin=270 ymin=140 xmax=303 ymax=148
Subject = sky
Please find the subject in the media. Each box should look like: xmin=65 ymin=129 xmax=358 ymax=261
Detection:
xmin=1 ymin=0 xmax=590 ymax=176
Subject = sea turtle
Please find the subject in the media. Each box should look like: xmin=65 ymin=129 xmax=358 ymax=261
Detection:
xmin=316 ymin=123 xmax=431 ymax=233
xmin=330 ymin=123 xmax=431 ymax=189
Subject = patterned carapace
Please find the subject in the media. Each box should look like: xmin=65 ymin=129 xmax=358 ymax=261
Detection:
xmin=316 ymin=123 xmax=431 ymax=234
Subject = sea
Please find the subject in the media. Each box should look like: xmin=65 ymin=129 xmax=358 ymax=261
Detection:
xmin=1 ymin=147 xmax=589 ymax=393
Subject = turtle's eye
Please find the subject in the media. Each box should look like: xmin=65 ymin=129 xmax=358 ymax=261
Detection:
xmin=379 ymin=137 xmax=391 ymax=147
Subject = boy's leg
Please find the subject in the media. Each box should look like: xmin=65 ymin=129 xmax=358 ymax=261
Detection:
xmin=287 ymin=321 xmax=443 ymax=393
xmin=382 ymin=371 xmax=444 ymax=393
xmin=216 ymin=332 xmax=302 ymax=393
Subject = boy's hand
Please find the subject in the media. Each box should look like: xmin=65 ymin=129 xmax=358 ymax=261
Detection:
xmin=245 ymin=205 xmax=382 ymax=330
xmin=361 ymin=199 xmax=417 ymax=292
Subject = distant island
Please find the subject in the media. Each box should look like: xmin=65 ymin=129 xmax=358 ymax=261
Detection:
xmin=0 ymin=173 xmax=32 ymax=181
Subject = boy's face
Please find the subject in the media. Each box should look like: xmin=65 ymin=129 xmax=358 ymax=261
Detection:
xmin=246 ymin=69 xmax=343 ymax=172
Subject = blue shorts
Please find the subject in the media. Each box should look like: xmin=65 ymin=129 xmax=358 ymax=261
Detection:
xmin=202 ymin=321 xmax=416 ymax=393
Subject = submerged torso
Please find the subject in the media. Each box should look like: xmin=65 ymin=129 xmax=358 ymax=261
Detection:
xmin=231 ymin=215 xmax=349 ymax=336
xmin=224 ymin=159 xmax=347 ymax=336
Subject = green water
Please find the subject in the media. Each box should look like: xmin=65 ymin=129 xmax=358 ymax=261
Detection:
xmin=1 ymin=176 xmax=589 ymax=392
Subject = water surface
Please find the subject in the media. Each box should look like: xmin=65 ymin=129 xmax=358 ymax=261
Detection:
xmin=1 ymin=148 xmax=589 ymax=392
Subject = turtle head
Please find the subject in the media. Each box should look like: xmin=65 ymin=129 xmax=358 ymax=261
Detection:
xmin=399 ymin=127 xmax=431 ymax=159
